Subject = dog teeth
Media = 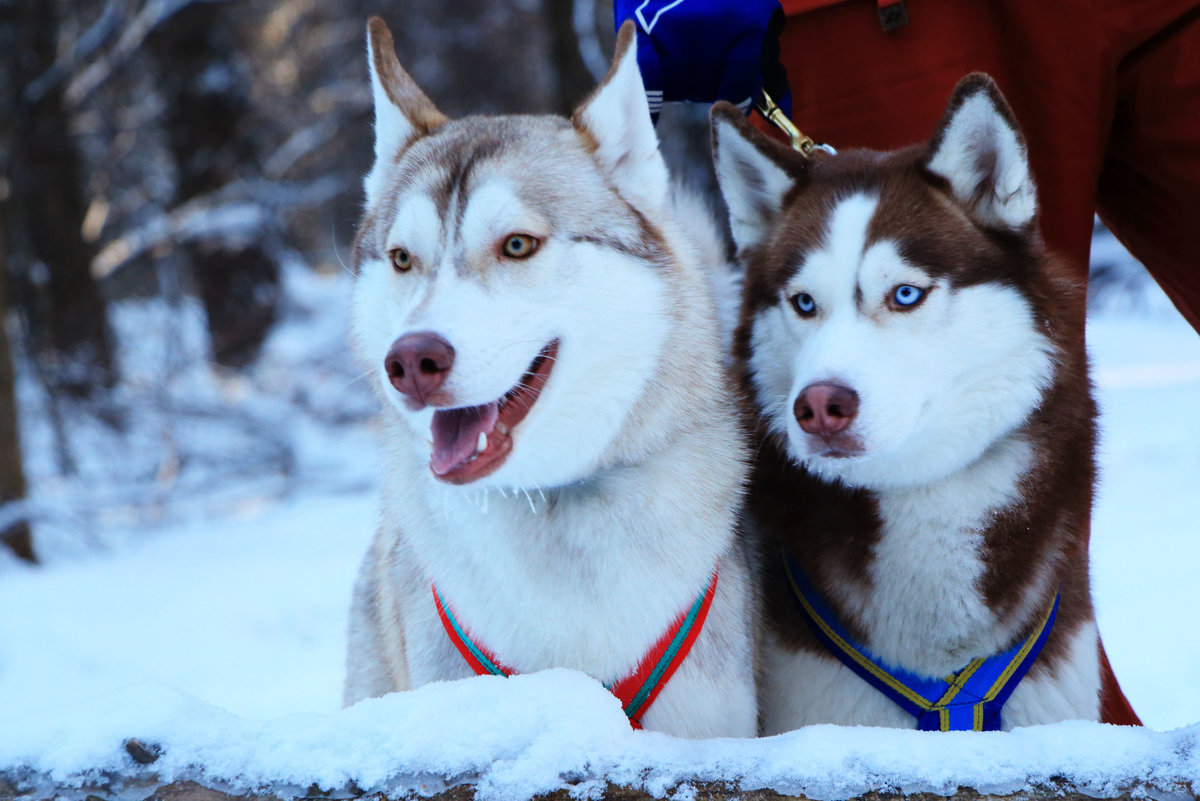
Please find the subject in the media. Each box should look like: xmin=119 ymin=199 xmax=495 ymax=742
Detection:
xmin=495 ymin=422 xmax=510 ymax=436
xmin=476 ymin=431 xmax=488 ymax=453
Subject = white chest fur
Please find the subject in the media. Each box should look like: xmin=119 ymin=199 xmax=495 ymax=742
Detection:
xmin=832 ymin=436 xmax=1043 ymax=677
xmin=382 ymin=417 xmax=743 ymax=684
xmin=761 ymin=435 xmax=1101 ymax=733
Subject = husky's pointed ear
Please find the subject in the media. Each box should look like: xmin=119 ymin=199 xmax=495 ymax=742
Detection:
xmin=924 ymin=74 xmax=1037 ymax=230
xmin=711 ymin=101 xmax=800 ymax=252
xmin=572 ymin=21 xmax=668 ymax=212
xmin=364 ymin=17 xmax=448 ymax=205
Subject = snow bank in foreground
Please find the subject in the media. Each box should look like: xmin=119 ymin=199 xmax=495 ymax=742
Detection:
xmin=0 ymin=493 xmax=375 ymax=723
xmin=3 ymin=671 xmax=1196 ymax=800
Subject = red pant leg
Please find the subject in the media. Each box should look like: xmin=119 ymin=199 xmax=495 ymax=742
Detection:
xmin=1093 ymin=8 xmax=1200 ymax=724
xmin=1096 ymin=3 xmax=1200 ymax=332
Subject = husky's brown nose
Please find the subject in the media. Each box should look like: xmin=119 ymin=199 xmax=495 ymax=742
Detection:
xmin=795 ymin=382 xmax=859 ymax=437
xmin=385 ymin=333 xmax=455 ymax=403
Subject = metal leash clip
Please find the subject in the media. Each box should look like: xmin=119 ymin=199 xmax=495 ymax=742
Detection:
xmin=756 ymin=90 xmax=837 ymax=157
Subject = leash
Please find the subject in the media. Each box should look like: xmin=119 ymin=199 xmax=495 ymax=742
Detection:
xmin=782 ymin=548 xmax=1059 ymax=731
xmin=756 ymin=89 xmax=837 ymax=157
xmin=433 ymin=570 xmax=718 ymax=729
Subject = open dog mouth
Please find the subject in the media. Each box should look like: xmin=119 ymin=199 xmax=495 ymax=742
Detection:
xmin=428 ymin=341 xmax=558 ymax=485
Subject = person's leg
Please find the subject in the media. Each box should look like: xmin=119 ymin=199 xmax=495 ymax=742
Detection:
xmin=1097 ymin=4 xmax=1200 ymax=332
xmin=1091 ymin=2 xmax=1200 ymax=725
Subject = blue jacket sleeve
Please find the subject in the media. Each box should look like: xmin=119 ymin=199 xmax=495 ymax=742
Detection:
xmin=614 ymin=0 xmax=791 ymax=118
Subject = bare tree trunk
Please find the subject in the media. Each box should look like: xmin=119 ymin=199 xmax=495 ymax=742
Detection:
xmin=6 ymin=0 xmax=116 ymax=398
xmin=545 ymin=0 xmax=598 ymax=115
xmin=148 ymin=2 xmax=280 ymax=369
xmin=0 ymin=223 xmax=34 ymax=564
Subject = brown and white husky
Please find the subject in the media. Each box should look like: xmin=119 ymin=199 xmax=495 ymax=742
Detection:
xmin=712 ymin=74 xmax=1107 ymax=733
xmin=341 ymin=19 xmax=757 ymax=738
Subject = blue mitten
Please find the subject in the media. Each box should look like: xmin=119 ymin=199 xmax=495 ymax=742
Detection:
xmin=614 ymin=0 xmax=791 ymax=121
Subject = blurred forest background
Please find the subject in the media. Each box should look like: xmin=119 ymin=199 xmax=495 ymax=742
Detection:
xmin=0 ymin=0 xmax=736 ymax=565
xmin=0 ymin=0 xmax=1160 ymax=566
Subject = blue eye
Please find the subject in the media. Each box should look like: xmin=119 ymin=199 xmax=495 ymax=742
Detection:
xmin=892 ymin=285 xmax=924 ymax=308
xmin=791 ymin=292 xmax=816 ymax=316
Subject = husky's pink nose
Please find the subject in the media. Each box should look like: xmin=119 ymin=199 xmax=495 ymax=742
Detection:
xmin=795 ymin=382 xmax=859 ymax=437
xmin=386 ymin=332 xmax=455 ymax=403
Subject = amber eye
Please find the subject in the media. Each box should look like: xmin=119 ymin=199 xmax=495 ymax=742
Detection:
xmin=501 ymin=234 xmax=539 ymax=259
xmin=390 ymin=248 xmax=412 ymax=272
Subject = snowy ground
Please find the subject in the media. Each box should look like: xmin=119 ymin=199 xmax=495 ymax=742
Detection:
xmin=1 ymin=233 xmax=1199 ymax=797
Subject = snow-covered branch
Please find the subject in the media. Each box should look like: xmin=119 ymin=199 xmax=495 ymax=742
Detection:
xmin=92 ymin=176 xmax=346 ymax=279
xmin=21 ymin=0 xmax=130 ymax=105
xmin=64 ymin=0 xmax=235 ymax=107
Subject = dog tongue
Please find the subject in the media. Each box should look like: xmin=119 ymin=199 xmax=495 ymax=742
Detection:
xmin=430 ymin=402 xmax=500 ymax=476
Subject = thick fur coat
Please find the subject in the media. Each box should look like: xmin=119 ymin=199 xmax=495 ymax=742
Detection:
xmin=712 ymin=75 xmax=1103 ymax=733
xmin=342 ymin=19 xmax=757 ymax=739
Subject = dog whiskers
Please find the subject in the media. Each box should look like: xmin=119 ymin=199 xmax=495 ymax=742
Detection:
xmin=521 ymin=488 xmax=537 ymax=515
xmin=342 ymin=368 xmax=376 ymax=391
xmin=331 ymin=228 xmax=355 ymax=277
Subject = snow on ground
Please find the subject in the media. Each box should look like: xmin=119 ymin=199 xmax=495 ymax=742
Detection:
xmin=2 ymin=239 xmax=1199 ymax=796
xmin=0 ymin=492 xmax=375 ymax=723
xmin=1090 ymin=310 xmax=1200 ymax=731
xmin=2 ymin=673 xmax=1198 ymax=800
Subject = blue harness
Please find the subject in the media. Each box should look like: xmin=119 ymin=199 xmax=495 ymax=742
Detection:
xmin=782 ymin=550 xmax=1059 ymax=731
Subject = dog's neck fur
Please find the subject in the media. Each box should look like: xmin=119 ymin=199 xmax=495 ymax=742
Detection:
xmin=379 ymin=392 xmax=744 ymax=681
xmin=841 ymin=435 xmax=1038 ymax=676
xmin=753 ymin=293 xmax=1095 ymax=678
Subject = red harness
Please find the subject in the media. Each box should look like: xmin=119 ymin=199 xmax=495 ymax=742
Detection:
xmin=432 ymin=571 xmax=718 ymax=729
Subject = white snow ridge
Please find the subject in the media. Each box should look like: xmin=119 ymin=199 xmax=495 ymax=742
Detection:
xmin=1 ymin=673 xmax=1198 ymax=800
